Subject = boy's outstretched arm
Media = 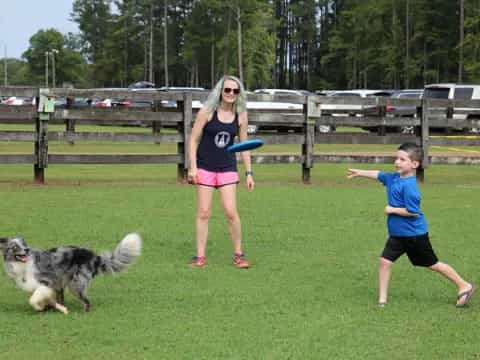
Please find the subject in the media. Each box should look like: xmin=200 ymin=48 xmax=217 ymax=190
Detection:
xmin=347 ymin=168 xmax=380 ymax=180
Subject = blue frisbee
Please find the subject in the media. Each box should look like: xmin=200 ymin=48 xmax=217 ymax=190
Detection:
xmin=227 ymin=139 xmax=264 ymax=153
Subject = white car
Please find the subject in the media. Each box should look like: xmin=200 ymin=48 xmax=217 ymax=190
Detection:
xmin=423 ymin=83 xmax=480 ymax=132
xmin=247 ymin=89 xmax=305 ymax=133
xmin=156 ymin=87 xmax=207 ymax=109
xmin=249 ymin=89 xmax=305 ymax=111
xmin=320 ymin=90 xmax=392 ymax=115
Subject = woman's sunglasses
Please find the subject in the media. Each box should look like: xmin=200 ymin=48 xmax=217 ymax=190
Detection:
xmin=223 ymin=87 xmax=240 ymax=95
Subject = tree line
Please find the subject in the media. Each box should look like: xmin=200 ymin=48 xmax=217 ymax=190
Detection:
xmin=4 ymin=0 xmax=480 ymax=91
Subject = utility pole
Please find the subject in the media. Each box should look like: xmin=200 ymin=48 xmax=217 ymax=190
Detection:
xmin=163 ymin=0 xmax=169 ymax=87
xmin=405 ymin=0 xmax=410 ymax=89
xmin=459 ymin=0 xmax=464 ymax=83
xmin=236 ymin=5 xmax=243 ymax=83
xmin=3 ymin=45 xmax=7 ymax=86
xmin=51 ymin=49 xmax=59 ymax=88
xmin=45 ymin=51 xmax=49 ymax=88
xmin=149 ymin=2 xmax=154 ymax=83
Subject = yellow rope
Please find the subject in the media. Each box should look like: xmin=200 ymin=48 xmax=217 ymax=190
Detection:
xmin=431 ymin=145 xmax=480 ymax=153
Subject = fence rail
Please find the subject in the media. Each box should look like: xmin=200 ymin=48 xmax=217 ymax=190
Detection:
xmin=1 ymin=86 xmax=480 ymax=183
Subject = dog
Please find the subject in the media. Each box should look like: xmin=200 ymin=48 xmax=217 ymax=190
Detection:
xmin=0 ymin=233 xmax=142 ymax=315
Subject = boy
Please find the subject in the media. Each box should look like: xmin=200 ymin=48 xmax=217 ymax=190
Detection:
xmin=347 ymin=143 xmax=475 ymax=307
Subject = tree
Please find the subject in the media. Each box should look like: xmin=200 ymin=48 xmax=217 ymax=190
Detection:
xmin=241 ymin=1 xmax=276 ymax=89
xmin=22 ymin=29 xmax=88 ymax=87
xmin=3 ymin=59 xmax=29 ymax=86
xmin=71 ymin=0 xmax=112 ymax=85
xmin=463 ymin=0 xmax=480 ymax=82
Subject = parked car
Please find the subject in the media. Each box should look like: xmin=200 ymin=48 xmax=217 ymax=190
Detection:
xmin=54 ymin=97 xmax=68 ymax=108
xmin=314 ymin=90 xmax=336 ymax=96
xmin=386 ymin=90 xmax=423 ymax=117
xmin=248 ymin=89 xmax=305 ymax=133
xmin=158 ymin=87 xmax=207 ymax=109
xmin=93 ymin=98 xmax=113 ymax=107
xmin=248 ymin=89 xmax=303 ymax=110
xmin=2 ymin=96 xmax=34 ymax=106
xmin=423 ymin=83 xmax=480 ymax=132
xmin=128 ymin=81 xmax=156 ymax=89
xmin=111 ymin=99 xmax=134 ymax=107
xmin=317 ymin=90 xmax=393 ymax=133
xmin=320 ymin=90 xmax=392 ymax=116
xmin=72 ymin=97 xmax=93 ymax=108
xmin=110 ymin=98 xmax=153 ymax=109
xmin=385 ymin=89 xmax=423 ymax=133
xmin=253 ymin=88 xmax=310 ymax=97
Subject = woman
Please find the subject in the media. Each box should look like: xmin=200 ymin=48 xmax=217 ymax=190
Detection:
xmin=188 ymin=75 xmax=254 ymax=268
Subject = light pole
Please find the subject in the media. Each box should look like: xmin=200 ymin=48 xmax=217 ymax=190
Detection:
xmin=3 ymin=45 xmax=7 ymax=86
xmin=51 ymin=49 xmax=59 ymax=88
xmin=45 ymin=51 xmax=49 ymax=88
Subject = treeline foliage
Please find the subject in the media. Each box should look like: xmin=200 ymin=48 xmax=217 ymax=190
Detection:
xmin=6 ymin=0 xmax=480 ymax=90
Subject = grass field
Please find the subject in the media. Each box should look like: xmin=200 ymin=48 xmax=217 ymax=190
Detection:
xmin=0 ymin=162 xmax=480 ymax=359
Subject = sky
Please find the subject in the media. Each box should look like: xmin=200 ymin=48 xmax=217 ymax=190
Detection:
xmin=0 ymin=0 xmax=78 ymax=59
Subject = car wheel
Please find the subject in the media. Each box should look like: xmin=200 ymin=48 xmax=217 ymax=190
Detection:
xmin=401 ymin=126 xmax=414 ymax=134
xmin=247 ymin=125 xmax=257 ymax=134
xmin=317 ymin=125 xmax=334 ymax=133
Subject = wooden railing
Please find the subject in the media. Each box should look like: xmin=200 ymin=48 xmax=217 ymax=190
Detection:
xmin=1 ymin=86 xmax=480 ymax=184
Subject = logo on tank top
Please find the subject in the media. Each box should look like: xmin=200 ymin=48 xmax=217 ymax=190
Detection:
xmin=214 ymin=131 xmax=230 ymax=148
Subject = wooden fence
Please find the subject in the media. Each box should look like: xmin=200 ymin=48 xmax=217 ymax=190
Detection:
xmin=1 ymin=86 xmax=480 ymax=184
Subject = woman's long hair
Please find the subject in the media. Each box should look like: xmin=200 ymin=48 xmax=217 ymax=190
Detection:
xmin=203 ymin=75 xmax=247 ymax=114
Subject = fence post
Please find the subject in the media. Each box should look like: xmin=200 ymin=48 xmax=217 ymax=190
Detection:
xmin=418 ymin=98 xmax=430 ymax=182
xmin=302 ymin=96 xmax=318 ymax=184
xmin=65 ymin=97 xmax=75 ymax=145
xmin=177 ymin=92 xmax=192 ymax=183
xmin=152 ymin=100 xmax=162 ymax=145
xmin=34 ymin=90 xmax=51 ymax=183
xmin=377 ymin=97 xmax=387 ymax=136
xmin=445 ymin=99 xmax=454 ymax=135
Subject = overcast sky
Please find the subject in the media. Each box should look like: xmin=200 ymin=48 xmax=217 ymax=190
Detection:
xmin=0 ymin=0 xmax=78 ymax=59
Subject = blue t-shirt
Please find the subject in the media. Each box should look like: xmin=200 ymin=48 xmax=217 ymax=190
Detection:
xmin=377 ymin=172 xmax=428 ymax=237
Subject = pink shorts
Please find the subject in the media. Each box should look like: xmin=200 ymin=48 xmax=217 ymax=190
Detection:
xmin=197 ymin=169 xmax=239 ymax=188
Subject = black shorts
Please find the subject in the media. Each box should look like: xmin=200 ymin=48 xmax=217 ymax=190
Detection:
xmin=381 ymin=233 xmax=438 ymax=267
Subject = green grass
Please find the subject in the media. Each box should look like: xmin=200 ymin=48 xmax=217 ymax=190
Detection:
xmin=0 ymin=163 xmax=480 ymax=359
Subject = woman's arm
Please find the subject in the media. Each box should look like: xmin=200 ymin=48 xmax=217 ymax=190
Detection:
xmin=188 ymin=108 xmax=210 ymax=183
xmin=238 ymin=111 xmax=254 ymax=191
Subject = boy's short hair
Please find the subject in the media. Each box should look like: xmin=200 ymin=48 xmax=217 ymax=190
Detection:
xmin=398 ymin=143 xmax=423 ymax=166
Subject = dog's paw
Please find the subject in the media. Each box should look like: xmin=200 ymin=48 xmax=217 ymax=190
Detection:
xmin=55 ymin=303 xmax=69 ymax=315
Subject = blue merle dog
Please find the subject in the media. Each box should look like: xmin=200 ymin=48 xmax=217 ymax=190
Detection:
xmin=0 ymin=233 xmax=142 ymax=314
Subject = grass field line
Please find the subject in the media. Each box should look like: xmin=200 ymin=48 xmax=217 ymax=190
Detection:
xmin=430 ymin=135 xmax=480 ymax=139
xmin=431 ymin=145 xmax=480 ymax=154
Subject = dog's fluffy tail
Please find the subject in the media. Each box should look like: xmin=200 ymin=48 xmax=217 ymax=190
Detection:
xmin=98 ymin=233 xmax=142 ymax=274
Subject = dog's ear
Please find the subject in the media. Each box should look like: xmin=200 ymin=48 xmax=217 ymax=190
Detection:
xmin=0 ymin=237 xmax=8 ymax=249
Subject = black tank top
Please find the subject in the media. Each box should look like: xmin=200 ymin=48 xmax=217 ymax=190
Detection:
xmin=197 ymin=110 xmax=238 ymax=172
